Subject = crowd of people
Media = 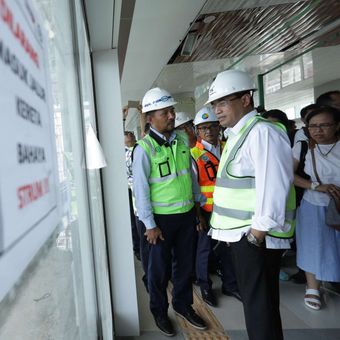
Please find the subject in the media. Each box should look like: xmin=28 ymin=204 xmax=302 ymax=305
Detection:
xmin=123 ymin=70 xmax=340 ymax=339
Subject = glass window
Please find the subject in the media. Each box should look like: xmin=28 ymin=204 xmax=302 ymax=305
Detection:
xmin=264 ymin=69 xmax=281 ymax=94
xmin=281 ymin=59 xmax=302 ymax=88
xmin=0 ymin=0 xmax=111 ymax=339
xmin=72 ymin=0 xmax=113 ymax=338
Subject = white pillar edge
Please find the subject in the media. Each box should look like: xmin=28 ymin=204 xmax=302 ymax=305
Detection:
xmin=92 ymin=49 xmax=140 ymax=336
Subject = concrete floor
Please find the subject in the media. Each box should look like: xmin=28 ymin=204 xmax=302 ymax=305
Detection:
xmin=130 ymin=256 xmax=340 ymax=340
xmin=1 ymin=241 xmax=339 ymax=340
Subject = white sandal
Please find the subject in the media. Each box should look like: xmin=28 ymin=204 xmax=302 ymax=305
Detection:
xmin=304 ymin=288 xmax=321 ymax=310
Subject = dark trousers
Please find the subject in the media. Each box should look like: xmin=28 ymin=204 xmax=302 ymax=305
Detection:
xmin=196 ymin=209 xmax=238 ymax=292
xmin=128 ymin=188 xmax=140 ymax=254
xmin=265 ymin=248 xmax=285 ymax=340
xmin=230 ymin=236 xmax=284 ymax=340
xmin=196 ymin=219 xmax=213 ymax=290
xmin=214 ymin=241 xmax=238 ymax=292
xmin=135 ymin=216 xmax=149 ymax=289
xmin=148 ymin=209 xmax=196 ymax=316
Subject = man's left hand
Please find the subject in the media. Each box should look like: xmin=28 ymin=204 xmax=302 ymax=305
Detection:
xmin=197 ymin=215 xmax=207 ymax=232
xmin=249 ymin=228 xmax=267 ymax=243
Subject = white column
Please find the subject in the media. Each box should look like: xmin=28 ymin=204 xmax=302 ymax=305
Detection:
xmin=92 ymin=49 xmax=140 ymax=336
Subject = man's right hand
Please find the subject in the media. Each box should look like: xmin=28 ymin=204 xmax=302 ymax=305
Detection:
xmin=197 ymin=214 xmax=207 ymax=232
xmin=144 ymin=227 xmax=164 ymax=245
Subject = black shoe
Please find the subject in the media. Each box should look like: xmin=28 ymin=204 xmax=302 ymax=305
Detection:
xmin=215 ymin=269 xmax=223 ymax=278
xmin=154 ymin=315 xmax=175 ymax=337
xmin=193 ymin=279 xmax=199 ymax=286
xmin=330 ymin=282 xmax=340 ymax=294
xmin=201 ymin=289 xmax=217 ymax=307
xmin=290 ymin=270 xmax=307 ymax=284
xmin=174 ymin=307 xmax=207 ymax=330
xmin=222 ymin=288 xmax=242 ymax=302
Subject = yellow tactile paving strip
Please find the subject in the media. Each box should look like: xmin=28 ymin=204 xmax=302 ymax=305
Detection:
xmin=167 ymin=283 xmax=229 ymax=339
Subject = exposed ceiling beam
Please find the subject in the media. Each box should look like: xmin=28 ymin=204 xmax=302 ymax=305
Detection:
xmin=120 ymin=0 xmax=207 ymax=105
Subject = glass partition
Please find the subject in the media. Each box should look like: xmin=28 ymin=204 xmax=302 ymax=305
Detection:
xmin=0 ymin=0 xmax=112 ymax=339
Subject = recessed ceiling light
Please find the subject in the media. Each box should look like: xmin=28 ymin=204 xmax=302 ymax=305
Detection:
xmin=203 ymin=15 xmax=216 ymax=24
xmin=181 ymin=31 xmax=198 ymax=56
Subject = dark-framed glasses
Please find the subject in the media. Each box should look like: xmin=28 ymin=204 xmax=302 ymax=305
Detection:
xmin=197 ymin=123 xmax=220 ymax=132
xmin=211 ymin=96 xmax=240 ymax=110
xmin=307 ymin=123 xmax=336 ymax=130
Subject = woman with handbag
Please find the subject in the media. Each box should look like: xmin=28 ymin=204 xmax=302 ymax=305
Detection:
xmin=293 ymin=105 xmax=340 ymax=311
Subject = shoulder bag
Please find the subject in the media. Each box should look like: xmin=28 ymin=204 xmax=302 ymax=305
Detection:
xmin=310 ymin=143 xmax=340 ymax=231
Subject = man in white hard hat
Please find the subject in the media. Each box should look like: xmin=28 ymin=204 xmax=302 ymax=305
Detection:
xmin=132 ymin=87 xmax=207 ymax=336
xmin=174 ymin=111 xmax=197 ymax=147
xmin=191 ymin=107 xmax=240 ymax=307
xmin=206 ymin=70 xmax=295 ymax=340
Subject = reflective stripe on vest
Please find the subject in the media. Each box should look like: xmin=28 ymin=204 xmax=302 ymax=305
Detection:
xmin=200 ymin=185 xmax=215 ymax=193
xmin=210 ymin=116 xmax=296 ymax=239
xmin=191 ymin=141 xmax=224 ymax=212
xmin=152 ymin=199 xmax=193 ymax=208
xmin=138 ymin=133 xmax=194 ymax=215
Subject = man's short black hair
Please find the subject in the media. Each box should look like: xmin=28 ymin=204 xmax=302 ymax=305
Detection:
xmin=262 ymin=109 xmax=289 ymax=129
xmin=144 ymin=123 xmax=151 ymax=134
xmin=300 ymin=103 xmax=319 ymax=119
xmin=229 ymin=90 xmax=254 ymax=107
xmin=316 ymin=90 xmax=340 ymax=107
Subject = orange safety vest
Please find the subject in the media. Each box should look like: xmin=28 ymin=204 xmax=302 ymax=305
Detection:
xmin=191 ymin=141 xmax=225 ymax=212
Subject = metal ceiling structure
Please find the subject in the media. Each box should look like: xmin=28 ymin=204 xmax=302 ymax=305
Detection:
xmin=170 ymin=0 xmax=340 ymax=65
xmin=120 ymin=0 xmax=340 ymax=129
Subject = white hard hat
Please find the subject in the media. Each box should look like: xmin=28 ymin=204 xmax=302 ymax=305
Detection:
xmin=142 ymin=87 xmax=177 ymax=113
xmin=205 ymin=70 xmax=257 ymax=105
xmin=193 ymin=106 xmax=218 ymax=126
xmin=174 ymin=112 xmax=193 ymax=128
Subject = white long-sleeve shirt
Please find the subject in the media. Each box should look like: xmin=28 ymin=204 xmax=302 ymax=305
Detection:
xmin=132 ymin=127 xmax=205 ymax=229
xmin=208 ymin=111 xmax=294 ymax=249
xmin=200 ymin=139 xmax=222 ymax=159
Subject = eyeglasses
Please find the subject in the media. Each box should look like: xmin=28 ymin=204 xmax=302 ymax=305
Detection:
xmin=211 ymin=96 xmax=241 ymax=110
xmin=197 ymin=124 xmax=220 ymax=132
xmin=307 ymin=123 xmax=336 ymax=130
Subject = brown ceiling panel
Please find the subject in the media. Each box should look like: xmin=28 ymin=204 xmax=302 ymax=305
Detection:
xmin=169 ymin=0 xmax=340 ymax=64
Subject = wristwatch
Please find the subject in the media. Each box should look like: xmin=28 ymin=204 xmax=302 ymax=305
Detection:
xmin=247 ymin=232 xmax=263 ymax=247
xmin=310 ymin=181 xmax=320 ymax=191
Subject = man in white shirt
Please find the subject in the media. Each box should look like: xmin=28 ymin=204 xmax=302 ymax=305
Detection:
xmin=206 ymin=70 xmax=294 ymax=340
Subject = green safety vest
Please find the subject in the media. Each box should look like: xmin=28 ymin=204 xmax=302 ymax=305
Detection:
xmin=210 ymin=116 xmax=296 ymax=239
xmin=138 ymin=132 xmax=194 ymax=215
